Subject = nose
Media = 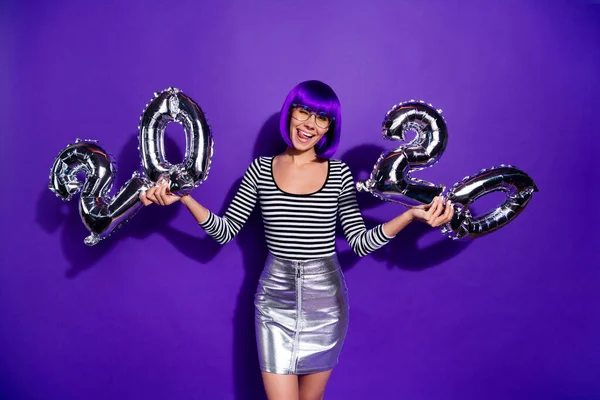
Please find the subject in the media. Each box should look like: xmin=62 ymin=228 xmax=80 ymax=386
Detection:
xmin=303 ymin=114 xmax=317 ymax=129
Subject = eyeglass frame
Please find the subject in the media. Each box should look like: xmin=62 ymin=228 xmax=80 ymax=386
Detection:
xmin=290 ymin=103 xmax=335 ymax=129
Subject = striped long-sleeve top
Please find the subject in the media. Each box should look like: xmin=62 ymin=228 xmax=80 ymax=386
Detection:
xmin=200 ymin=157 xmax=393 ymax=260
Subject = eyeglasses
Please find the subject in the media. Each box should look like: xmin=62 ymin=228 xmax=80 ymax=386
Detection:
xmin=291 ymin=104 xmax=334 ymax=129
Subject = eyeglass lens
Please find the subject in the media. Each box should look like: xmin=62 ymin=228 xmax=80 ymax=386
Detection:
xmin=292 ymin=106 xmax=331 ymax=128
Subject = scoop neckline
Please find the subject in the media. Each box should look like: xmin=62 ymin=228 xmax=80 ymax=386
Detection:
xmin=270 ymin=156 xmax=330 ymax=197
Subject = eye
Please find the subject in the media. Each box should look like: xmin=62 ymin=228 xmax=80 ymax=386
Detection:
xmin=317 ymin=114 xmax=330 ymax=123
xmin=297 ymin=107 xmax=310 ymax=116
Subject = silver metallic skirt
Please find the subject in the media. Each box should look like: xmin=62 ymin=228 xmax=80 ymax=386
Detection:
xmin=254 ymin=253 xmax=349 ymax=375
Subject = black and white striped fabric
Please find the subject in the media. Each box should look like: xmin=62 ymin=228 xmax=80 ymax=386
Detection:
xmin=200 ymin=157 xmax=392 ymax=260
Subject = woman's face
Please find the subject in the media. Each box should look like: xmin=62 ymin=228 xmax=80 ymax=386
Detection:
xmin=288 ymin=105 xmax=330 ymax=153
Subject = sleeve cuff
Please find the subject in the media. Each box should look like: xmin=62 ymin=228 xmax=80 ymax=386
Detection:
xmin=379 ymin=224 xmax=396 ymax=240
xmin=199 ymin=210 xmax=214 ymax=229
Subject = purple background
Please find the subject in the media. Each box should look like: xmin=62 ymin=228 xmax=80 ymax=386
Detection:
xmin=3 ymin=0 xmax=599 ymax=399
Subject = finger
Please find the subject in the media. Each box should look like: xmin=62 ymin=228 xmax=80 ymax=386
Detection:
xmin=423 ymin=197 xmax=436 ymax=217
xmin=432 ymin=197 xmax=447 ymax=224
xmin=432 ymin=197 xmax=446 ymax=219
xmin=139 ymin=193 xmax=152 ymax=206
xmin=433 ymin=200 xmax=453 ymax=227
xmin=145 ymin=187 xmax=158 ymax=204
xmin=161 ymin=184 xmax=177 ymax=205
xmin=156 ymin=184 xmax=168 ymax=206
xmin=160 ymin=183 xmax=176 ymax=205
xmin=422 ymin=197 xmax=437 ymax=210
xmin=426 ymin=197 xmax=442 ymax=221
xmin=147 ymin=186 xmax=159 ymax=205
xmin=166 ymin=191 xmax=181 ymax=205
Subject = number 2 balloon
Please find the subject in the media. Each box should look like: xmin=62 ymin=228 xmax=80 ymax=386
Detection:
xmin=48 ymin=88 xmax=214 ymax=246
xmin=357 ymin=100 xmax=538 ymax=240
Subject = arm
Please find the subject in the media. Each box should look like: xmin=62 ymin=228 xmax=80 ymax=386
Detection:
xmin=142 ymin=158 xmax=261 ymax=244
xmin=338 ymin=163 xmax=394 ymax=256
xmin=338 ymin=163 xmax=453 ymax=256
xmin=179 ymin=194 xmax=209 ymax=224
xmin=381 ymin=196 xmax=452 ymax=236
xmin=195 ymin=159 xmax=261 ymax=244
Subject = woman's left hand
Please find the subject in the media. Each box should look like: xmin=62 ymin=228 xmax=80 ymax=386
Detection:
xmin=409 ymin=196 xmax=454 ymax=227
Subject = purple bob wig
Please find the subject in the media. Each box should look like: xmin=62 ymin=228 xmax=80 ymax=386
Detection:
xmin=279 ymin=80 xmax=342 ymax=159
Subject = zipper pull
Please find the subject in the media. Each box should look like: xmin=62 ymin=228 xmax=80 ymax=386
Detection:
xmin=297 ymin=268 xmax=301 ymax=278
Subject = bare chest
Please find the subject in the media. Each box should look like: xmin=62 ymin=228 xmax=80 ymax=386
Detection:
xmin=272 ymin=158 xmax=329 ymax=195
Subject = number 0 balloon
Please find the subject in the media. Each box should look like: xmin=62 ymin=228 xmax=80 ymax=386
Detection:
xmin=357 ymin=100 xmax=538 ymax=240
xmin=49 ymin=88 xmax=214 ymax=245
xmin=139 ymin=88 xmax=213 ymax=194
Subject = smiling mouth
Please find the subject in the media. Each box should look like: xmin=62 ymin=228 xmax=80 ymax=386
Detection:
xmin=297 ymin=130 xmax=315 ymax=141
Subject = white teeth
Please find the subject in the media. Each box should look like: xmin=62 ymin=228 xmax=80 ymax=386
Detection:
xmin=299 ymin=130 xmax=314 ymax=139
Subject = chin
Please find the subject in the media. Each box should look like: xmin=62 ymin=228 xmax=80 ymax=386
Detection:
xmin=292 ymin=143 xmax=315 ymax=153
xmin=291 ymin=138 xmax=316 ymax=152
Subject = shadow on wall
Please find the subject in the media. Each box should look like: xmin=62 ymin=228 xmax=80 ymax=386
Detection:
xmin=229 ymin=113 xmax=285 ymax=400
xmin=37 ymin=133 xmax=188 ymax=278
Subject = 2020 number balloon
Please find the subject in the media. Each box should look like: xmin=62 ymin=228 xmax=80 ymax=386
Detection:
xmin=49 ymin=88 xmax=214 ymax=246
xmin=357 ymin=100 xmax=538 ymax=240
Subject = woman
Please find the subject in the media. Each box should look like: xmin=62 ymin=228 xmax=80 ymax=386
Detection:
xmin=141 ymin=80 xmax=453 ymax=400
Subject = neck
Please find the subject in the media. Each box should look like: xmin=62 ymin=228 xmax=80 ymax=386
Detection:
xmin=282 ymin=146 xmax=320 ymax=164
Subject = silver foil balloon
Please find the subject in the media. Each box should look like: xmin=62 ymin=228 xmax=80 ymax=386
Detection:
xmin=49 ymin=88 xmax=214 ymax=246
xmin=441 ymin=165 xmax=538 ymax=240
xmin=49 ymin=140 xmax=147 ymax=246
xmin=139 ymin=87 xmax=214 ymax=195
xmin=356 ymin=100 xmax=448 ymax=207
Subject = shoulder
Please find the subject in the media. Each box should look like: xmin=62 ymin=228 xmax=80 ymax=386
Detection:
xmin=248 ymin=157 xmax=273 ymax=170
xmin=328 ymin=159 xmax=354 ymax=188
xmin=245 ymin=157 xmax=272 ymax=179
xmin=328 ymin=158 xmax=347 ymax=169
xmin=329 ymin=159 xmax=352 ymax=176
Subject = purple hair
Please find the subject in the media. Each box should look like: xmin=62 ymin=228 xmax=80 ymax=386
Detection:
xmin=279 ymin=80 xmax=342 ymax=159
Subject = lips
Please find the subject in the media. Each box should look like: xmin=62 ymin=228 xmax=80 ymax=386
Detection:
xmin=296 ymin=129 xmax=315 ymax=143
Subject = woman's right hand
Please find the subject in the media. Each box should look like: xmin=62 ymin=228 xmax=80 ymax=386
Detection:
xmin=140 ymin=183 xmax=182 ymax=206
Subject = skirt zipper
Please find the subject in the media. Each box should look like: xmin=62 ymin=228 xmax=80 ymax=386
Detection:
xmin=291 ymin=263 xmax=302 ymax=372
